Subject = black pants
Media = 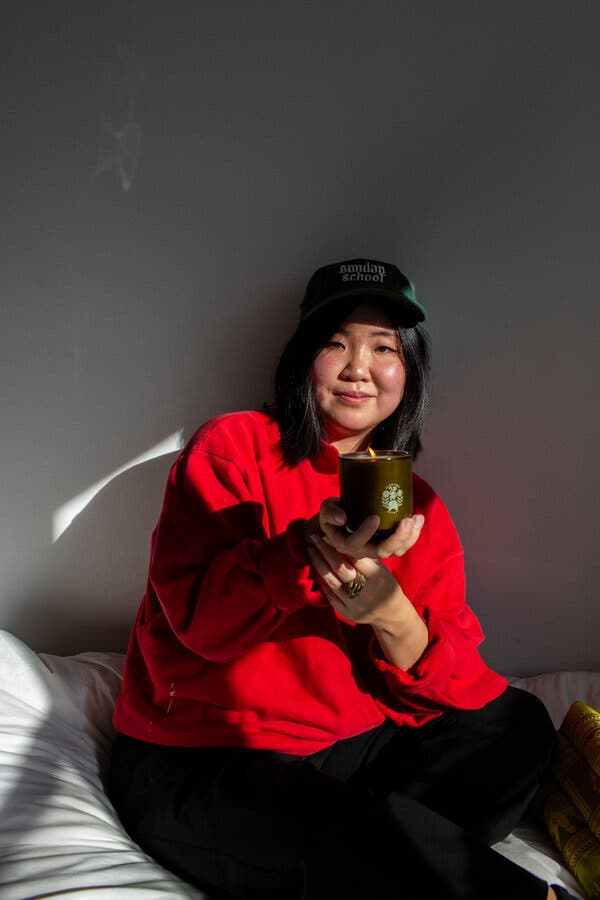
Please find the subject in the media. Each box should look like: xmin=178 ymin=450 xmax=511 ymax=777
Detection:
xmin=108 ymin=686 xmax=556 ymax=900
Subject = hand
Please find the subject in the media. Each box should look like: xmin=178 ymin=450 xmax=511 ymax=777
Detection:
xmin=306 ymin=532 xmax=409 ymax=629
xmin=306 ymin=498 xmax=425 ymax=561
xmin=306 ymin=531 xmax=430 ymax=669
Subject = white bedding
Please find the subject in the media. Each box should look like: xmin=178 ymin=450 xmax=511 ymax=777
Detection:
xmin=0 ymin=627 xmax=597 ymax=899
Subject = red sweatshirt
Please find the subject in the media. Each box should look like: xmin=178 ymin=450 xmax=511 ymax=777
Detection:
xmin=113 ymin=410 xmax=506 ymax=753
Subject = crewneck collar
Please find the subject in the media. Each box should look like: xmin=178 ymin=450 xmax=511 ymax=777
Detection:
xmin=313 ymin=438 xmax=340 ymax=475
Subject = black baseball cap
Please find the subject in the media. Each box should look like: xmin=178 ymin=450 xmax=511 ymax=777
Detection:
xmin=300 ymin=258 xmax=426 ymax=326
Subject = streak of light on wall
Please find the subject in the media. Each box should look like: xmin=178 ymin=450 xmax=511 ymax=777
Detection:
xmin=52 ymin=430 xmax=184 ymax=542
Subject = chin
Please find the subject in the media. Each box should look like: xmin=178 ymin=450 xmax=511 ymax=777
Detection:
xmin=331 ymin=418 xmax=379 ymax=442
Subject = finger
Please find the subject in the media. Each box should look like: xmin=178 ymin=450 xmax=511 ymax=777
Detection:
xmin=319 ymin=522 xmax=375 ymax=558
xmin=309 ymin=533 xmax=357 ymax=582
xmin=321 ymin=513 xmax=378 ymax=543
xmin=308 ymin=561 xmax=364 ymax=618
xmin=311 ymin=568 xmax=345 ymax=608
xmin=338 ymin=515 xmax=380 ymax=555
xmin=306 ymin=545 xmax=344 ymax=593
xmin=376 ymin=514 xmax=425 ymax=558
xmin=319 ymin=498 xmax=347 ymax=529
xmin=376 ymin=516 xmax=418 ymax=558
xmin=326 ymin=592 xmax=350 ymax=617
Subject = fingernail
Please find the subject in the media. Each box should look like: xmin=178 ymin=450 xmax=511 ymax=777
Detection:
xmin=401 ymin=518 xmax=413 ymax=532
xmin=334 ymin=512 xmax=345 ymax=524
xmin=413 ymin=515 xmax=424 ymax=528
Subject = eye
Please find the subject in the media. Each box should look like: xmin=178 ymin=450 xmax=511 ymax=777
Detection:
xmin=375 ymin=344 xmax=398 ymax=354
xmin=325 ymin=340 xmax=345 ymax=350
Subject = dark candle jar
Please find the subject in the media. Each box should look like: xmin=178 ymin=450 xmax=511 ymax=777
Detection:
xmin=339 ymin=451 xmax=412 ymax=539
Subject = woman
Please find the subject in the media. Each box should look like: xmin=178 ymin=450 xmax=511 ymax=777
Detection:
xmin=109 ymin=258 xmax=573 ymax=900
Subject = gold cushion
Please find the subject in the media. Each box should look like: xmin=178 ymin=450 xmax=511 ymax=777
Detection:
xmin=533 ymin=701 xmax=600 ymax=898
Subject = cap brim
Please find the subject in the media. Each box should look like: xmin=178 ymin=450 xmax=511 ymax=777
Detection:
xmin=302 ymin=287 xmax=426 ymax=325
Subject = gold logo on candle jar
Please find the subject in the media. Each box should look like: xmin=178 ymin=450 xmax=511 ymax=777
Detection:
xmin=381 ymin=483 xmax=404 ymax=513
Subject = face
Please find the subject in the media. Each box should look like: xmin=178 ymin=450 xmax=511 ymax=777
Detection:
xmin=312 ymin=301 xmax=406 ymax=453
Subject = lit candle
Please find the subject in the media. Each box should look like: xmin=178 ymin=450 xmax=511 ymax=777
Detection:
xmin=339 ymin=450 xmax=412 ymax=539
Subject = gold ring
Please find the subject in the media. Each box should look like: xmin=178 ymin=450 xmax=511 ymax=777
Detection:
xmin=341 ymin=574 xmax=366 ymax=599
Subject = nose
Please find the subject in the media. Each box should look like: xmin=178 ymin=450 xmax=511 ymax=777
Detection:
xmin=341 ymin=348 xmax=368 ymax=380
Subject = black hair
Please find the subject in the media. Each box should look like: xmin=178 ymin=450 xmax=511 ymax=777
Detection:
xmin=268 ymin=298 xmax=431 ymax=467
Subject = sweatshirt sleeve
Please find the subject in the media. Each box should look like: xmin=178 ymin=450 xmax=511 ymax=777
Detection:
xmin=368 ymin=482 xmax=507 ymax=723
xmin=147 ymin=444 xmax=322 ymax=663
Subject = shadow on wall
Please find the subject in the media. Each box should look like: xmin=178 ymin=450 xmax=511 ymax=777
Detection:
xmin=9 ymin=451 xmax=181 ymax=656
xmin=5 ymin=283 xmax=295 ymax=657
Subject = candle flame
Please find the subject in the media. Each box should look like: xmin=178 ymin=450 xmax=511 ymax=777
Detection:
xmin=367 ymin=446 xmax=376 ymax=458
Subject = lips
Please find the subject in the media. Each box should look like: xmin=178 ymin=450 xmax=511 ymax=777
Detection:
xmin=334 ymin=392 xmax=374 ymax=404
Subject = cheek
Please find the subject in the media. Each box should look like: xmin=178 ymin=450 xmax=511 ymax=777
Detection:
xmin=378 ymin=361 xmax=407 ymax=398
xmin=311 ymin=354 xmax=336 ymax=392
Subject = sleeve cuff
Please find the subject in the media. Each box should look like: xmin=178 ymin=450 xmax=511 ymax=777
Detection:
xmin=370 ymin=613 xmax=454 ymax=690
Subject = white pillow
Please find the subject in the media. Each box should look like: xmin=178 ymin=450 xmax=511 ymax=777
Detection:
xmin=510 ymin=670 xmax=600 ymax=727
xmin=0 ymin=629 xmax=207 ymax=898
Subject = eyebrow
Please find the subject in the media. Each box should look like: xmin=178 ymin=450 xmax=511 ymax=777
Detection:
xmin=336 ymin=327 xmax=397 ymax=338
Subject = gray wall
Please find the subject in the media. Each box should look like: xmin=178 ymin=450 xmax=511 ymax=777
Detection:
xmin=2 ymin=1 xmax=599 ymax=674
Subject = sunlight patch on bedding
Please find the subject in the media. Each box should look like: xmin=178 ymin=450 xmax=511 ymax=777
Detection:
xmin=52 ymin=430 xmax=184 ymax=542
